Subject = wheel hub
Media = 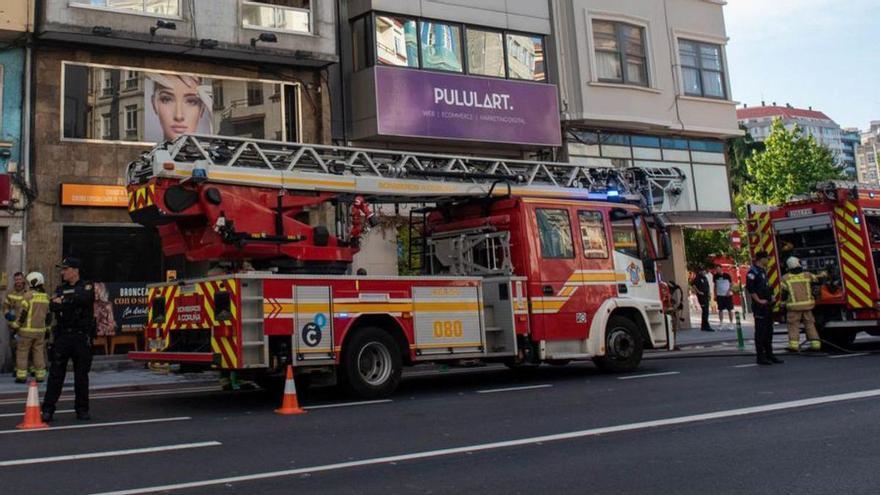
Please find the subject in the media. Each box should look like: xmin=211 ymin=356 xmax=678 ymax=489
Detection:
xmin=608 ymin=328 xmax=634 ymax=360
xmin=357 ymin=341 xmax=393 ymax=386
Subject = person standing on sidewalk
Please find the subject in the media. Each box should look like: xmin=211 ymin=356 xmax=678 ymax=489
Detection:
xmin=4 ymin=272 xmax=27 ymax=377
xmin=747 ymin=251 xmax=783 ymax=365
xmin=42 ymin=257 xmax=96 ymax=422
xmin=12 ymin=272 xmax=51 ymax=383
xmin=693 ymin=268 xmax=713 ymax=331
xmin=781 ymin=256 xmax=822 ymax=352
xmin=713 ymin=266 xmax=734 ymax=330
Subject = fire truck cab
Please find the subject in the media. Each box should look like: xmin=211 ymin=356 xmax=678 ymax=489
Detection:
xmin=127 ymin=135 xmax=675 ymax=398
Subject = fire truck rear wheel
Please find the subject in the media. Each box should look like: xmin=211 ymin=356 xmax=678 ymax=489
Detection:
xmin=593 ymin=315 xmax=644 ymax=373
xmin=342 ymin=327 xmax=403 ymax=399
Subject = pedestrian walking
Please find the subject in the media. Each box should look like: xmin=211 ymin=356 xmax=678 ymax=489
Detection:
xmin=781 ymin=256 xmax=822 ymax=352
xmin=693 ymin=267 xmax=713 ymax=331
xmin=713 ymin=266 xmax=734 ymax=330
xmin=42 ymin=257 xmax=96 ymax=422
xmin=747 ymin=251 xmax=783 ymax=365
xmin=4 ymin=272 xmax=27 ymax=377
xmin=12 ymin=272 xmax=51 ymax=383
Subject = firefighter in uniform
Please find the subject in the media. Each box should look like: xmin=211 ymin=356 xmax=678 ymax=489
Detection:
xmin=42 ymin=257 xmax=96 ymax=422
xmin=747 ymin=251 xmax=784 ymax=365
xmin=4 ymin=272 xmax=27 ymax=376
xmin=781 ymin=256 xmax=822 ymax=352
xmin=13 ymin=272 xmax=51 ymax=383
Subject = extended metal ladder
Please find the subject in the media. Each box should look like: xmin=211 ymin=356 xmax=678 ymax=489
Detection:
xmin=128 ymin=134 xmax=687 ymax=205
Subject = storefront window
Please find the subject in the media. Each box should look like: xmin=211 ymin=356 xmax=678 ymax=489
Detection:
xmin=419 ymin=21 xmax=463 ymax=72
xmin=71 ymin=0 xmax=180 ymax=16
xmin=375 ymin=16 xmax=418 ymax=68
xmin=62 ymin=62 xmax=299 ymax=144
xmin=242 ymin=1 xmax=311 ymax=34
xmin=506 ymin=33 xmax=545 ymax=81
xmin=466 ymin=29 xmax=505 ymax=77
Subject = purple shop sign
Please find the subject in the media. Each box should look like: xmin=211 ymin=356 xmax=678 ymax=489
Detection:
xmin=375 ymin=66 xmax=562 ymax=147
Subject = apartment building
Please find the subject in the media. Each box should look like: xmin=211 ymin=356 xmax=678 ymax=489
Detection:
xmin=857 ymin=122 xmax=880 ymax=185
xmin=28 ymin=1 xmax=336 ymax=290
xmin=737 ymin=104 xmax=845 ymax=165
xmin=841 ymin=128 xmax=860 ymax=180
xmin=550 ymin=0 xmax=742 ymax=319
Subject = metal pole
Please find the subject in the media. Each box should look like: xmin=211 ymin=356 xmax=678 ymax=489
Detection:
xmin=735 ymin=311 xmax=745 ymax=351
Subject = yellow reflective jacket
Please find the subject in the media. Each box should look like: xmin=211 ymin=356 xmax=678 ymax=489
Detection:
xmin=17 ymin=289 xmax=51 ymax=335
xmin=782 ymin=271 xmax=818 ymax=311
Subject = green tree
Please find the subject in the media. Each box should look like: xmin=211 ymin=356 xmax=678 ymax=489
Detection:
xmin=742 ymin=118 xmax=843 ymax=205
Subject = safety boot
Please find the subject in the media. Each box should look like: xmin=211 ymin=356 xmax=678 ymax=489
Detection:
xmin=14 ymin=369 xmax=27 ymax=383
xmin=808 ymin=340 xmax=822 ymax=352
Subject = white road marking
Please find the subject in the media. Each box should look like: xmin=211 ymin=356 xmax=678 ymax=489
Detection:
xmin=732 ymin=364 xmax=758 ymax=368
xmin=0 ymin=409 xmax=74 ymax=419
xmin=829 ymin=353 xmax=869 ymax=359
xmin=305 ymin=400 xmax=392 ymax=410
xmin=618 ymin=371 xmax=680 ymax=380
xmin=0 ymin=441 xmax=221 ymax=467
xmin=476 ymin=384 xmax=552 ymax=394
xmin=91 ymin=388 xmax=880 ymax=495
xmin=0 ymin=416 xmax=191 ymax=435
xmin=0 ymin=386 xmax=222 ymax=406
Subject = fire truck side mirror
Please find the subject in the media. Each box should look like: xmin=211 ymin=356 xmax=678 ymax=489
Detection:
xmin=654 ymin=228 xmax=672 ymax=261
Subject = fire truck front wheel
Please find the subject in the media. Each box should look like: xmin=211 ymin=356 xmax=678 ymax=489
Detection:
xmin=341 ymin=327 xmax=403 ymax=399
xmin=593 ymin=315 xmax=644 ymax=373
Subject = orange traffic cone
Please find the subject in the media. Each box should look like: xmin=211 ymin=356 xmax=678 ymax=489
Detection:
xmin=275 ymin=365 xmax=306 ymax=415
xmin=17 ymin=379 xmax=49 ymax=430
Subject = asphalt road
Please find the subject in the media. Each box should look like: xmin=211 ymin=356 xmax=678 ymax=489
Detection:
xmin=2 ymin=343 xmax=879 ymax=495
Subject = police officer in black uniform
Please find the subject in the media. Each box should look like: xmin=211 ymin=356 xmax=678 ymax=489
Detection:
xmin=42 ymin=257 xmax=96 ymax=422
xmin=747 ymin=251 xmax=783 ymax=366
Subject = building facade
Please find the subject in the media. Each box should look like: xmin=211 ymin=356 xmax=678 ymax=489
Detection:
xmin=24 ymin=0 xmax=335 ymax=350
xmin=736 ymin=104 xmax=845 ymax=165
xmin=841 ymin=127 xmax=860 ymax=180
xmin=550 ymin=0 xmax=741 ymax=321
xmin=333 ymin=0 xmax=558 ymax=273
xmin=0 ymin=1 xmax=33 ymax=371
xmin=857 ymin=122 xmax=880 ymax=185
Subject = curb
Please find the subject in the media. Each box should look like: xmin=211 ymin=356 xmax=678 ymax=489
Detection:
xmin=0 ymin=378 xmax=221 ymax=400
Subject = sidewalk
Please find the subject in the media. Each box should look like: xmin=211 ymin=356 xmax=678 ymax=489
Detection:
xmin=0 ymin=368 xmax=219 ymax=399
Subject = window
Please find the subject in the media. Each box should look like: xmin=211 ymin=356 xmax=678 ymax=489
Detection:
xmin=124 ymin=104 xmax=138 ymax=132
xmin=689 ymin=139 xmax=725 ymax=153
xmin=420 ymin=21 xmax=463 ymax=72
xmin=601 ymin=133 xmax=630 ymax=146
xmin=71 ymin=0 xmax=179 ymax=16
xmin=536 ymin=209 xmax=574 ymax=259
xmin=63 ymin=63 xmax=299 ymax=144
xmin=246 ymin=82 xmax=264 ymax=106
xmin=578 ymin=211 xmax=608 ymax=258
xmin=466 ymin=29 xmax=505 ymax=77
xmin=375 ymin=16 xmax=418 ymax=68
xmin=612 ymin=218 xmax=639 ymax=259
xmin=506 ymin=34 xmax=545 ymax=81
xmin=101 ymin=113 xmax=112 ymax=140
xmin=631 ymin=135 xmax=660 ymax=148
xmin=679 ymin=40 xmax=726 ymax=99
xmin=660 ymin=137 xmax=689 ymax=150
xmin=242 ymin=1 xmax=311 ymax=33
xmin=123 ymin=70 xmax=139 ymax=90
xmin=592 ymin=20 xmax=648 ymax=86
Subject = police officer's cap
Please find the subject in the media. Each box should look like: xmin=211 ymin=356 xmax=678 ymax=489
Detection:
xmin=56 ymin=256 xmax=82 ymax=270
xmin=754 ymin=251 xmax=770 ymax=261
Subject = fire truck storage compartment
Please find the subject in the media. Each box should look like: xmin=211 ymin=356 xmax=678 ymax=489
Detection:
xmin=773 ymin=214 xmax=841 ymax=284
xmin=166 ymin=328 xmax=212 ymax=353
xmin=479 ymin=277 xmax=524 ymax=357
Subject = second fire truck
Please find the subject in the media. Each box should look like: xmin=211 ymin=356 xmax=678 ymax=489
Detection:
xmin=748 ymin=181 xmax=880 ymax=348
xmin=127 ymin=134 xmax=682 ymax=398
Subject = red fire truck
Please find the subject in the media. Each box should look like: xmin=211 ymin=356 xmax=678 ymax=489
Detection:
xmin=127 ymin=135 xmax=683 ymax=398
xmin=748 ymin=181 xmax=880 ymax=347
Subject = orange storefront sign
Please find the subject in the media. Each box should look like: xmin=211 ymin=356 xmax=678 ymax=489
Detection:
xmin=60 ymin=183 xmax=128 ymax=208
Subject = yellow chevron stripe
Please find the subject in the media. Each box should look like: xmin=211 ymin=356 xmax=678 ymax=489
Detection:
xmin=220 ymin=338 xmax=237 ymax=368
xmin=846 ymin=283 xmax=872 ymax=307
xmin=838 ymin=235 xmax=867 ymax=261
xmin=845 ymin=201 xmax=858 ymax=213
xmin=841 ymin=251 xmax=869 ymax=278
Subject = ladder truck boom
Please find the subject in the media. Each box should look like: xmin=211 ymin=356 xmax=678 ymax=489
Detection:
xmin=127 ymin=134 xmax=686 ymax=270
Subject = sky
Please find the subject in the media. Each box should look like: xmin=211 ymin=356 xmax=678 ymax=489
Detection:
xmin=724 ymin=0 xmax=879 ymax=130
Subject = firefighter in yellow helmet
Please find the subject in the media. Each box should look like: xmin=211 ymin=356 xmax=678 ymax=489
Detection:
xmin=781 ymin=257 xmax=821 ymax=352
xmin=13 ymin=272 xmax=51 ymax=382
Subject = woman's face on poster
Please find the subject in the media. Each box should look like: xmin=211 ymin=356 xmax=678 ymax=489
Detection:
xmin=151 ymin=75 xmax=205 ymax=141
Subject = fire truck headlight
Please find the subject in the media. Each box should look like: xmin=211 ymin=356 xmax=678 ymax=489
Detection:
xmin=853 ymin=215 xmax=861 ymax=225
